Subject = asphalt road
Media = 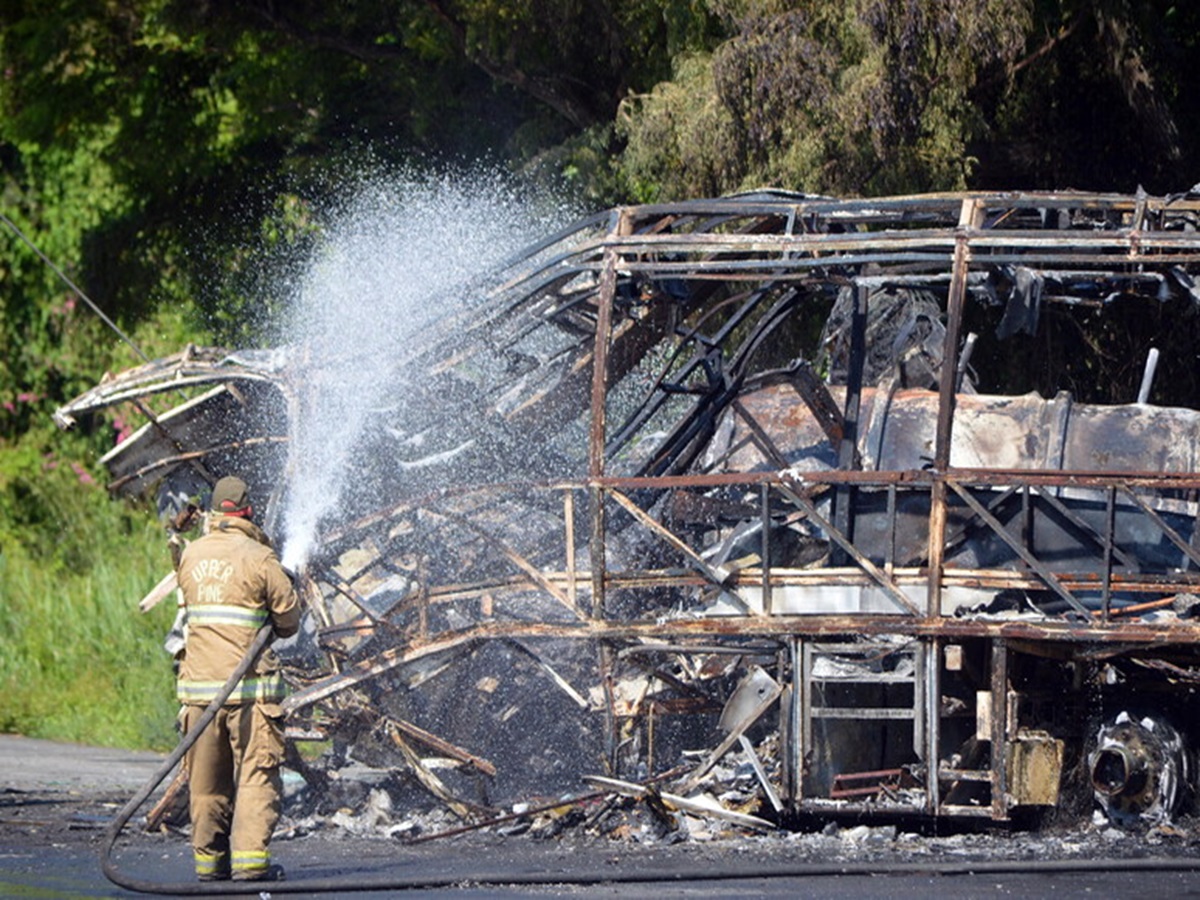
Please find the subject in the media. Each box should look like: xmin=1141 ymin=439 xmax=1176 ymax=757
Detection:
xmin=0 ymin=733 xmax=169 ymax=793
xmin=5 ymin=734 xmax=1200 ymax=898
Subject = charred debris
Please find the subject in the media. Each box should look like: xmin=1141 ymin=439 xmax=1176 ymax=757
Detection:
xmin=56 ymin=190 xmax=1200 ymax=840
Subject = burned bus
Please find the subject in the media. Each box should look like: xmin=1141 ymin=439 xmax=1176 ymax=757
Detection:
xmin=57 ymin=190 xmax=1200 ymax=829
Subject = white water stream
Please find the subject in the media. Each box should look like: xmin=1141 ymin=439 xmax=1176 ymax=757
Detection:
xmin=277 ymin=168 xmax=573 ymax=572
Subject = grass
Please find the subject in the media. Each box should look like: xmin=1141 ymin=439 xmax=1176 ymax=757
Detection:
xmin=0 ymin=487 xmax=180 ymax=751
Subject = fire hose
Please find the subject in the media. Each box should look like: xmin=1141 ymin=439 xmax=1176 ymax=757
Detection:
xmin=101 ymin=625 xmax=1200 ymax=894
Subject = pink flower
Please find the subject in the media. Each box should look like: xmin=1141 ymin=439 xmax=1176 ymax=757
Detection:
xmin=112 ymin=414 xmax=135 ymax=445
xmin=71 ymin=462 xmax=95 ymax=485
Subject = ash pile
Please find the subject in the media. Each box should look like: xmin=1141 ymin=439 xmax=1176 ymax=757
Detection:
xmin=274 ymin=727 xmax=784 ymax=847
xmin=162 ymin=706 xmax=1200 ymax=865
xmin=264 ymin=648 xmax=795 ymax=844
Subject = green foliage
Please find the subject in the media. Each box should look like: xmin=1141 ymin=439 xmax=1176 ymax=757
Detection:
xmin=0 ymin=461 xmax=178 ymax=749
xmin=545 ymin=123 xmax=642 ymax=209
xmin=976 ymin=0 xmax=1200 ymax=192
xmin=618 ymin=52 xmax=743 ymax=202
xmin=620 ymin=0 xmax=1033 ymax=197
xmin=0 ymin=136 xmax=132 ymax=423
xmin=619 ymin=0 xmax=1200 ymax=199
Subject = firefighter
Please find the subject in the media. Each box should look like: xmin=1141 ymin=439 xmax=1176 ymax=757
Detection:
xmin=175 ymin=475 xmax=299 ymax=882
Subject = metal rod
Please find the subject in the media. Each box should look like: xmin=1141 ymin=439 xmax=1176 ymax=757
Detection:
xmin=925 ymin=638 xmax=941 ymax=815
xmin=1137 ymin=347 xmax=1160 ymax=404
xmin=947 ymin=479 xmax=1091 ymax=616
xmin=1102 ymin=486 xmax=1117 ymax=620
xmin=1119 ymin=485 xmax=1200 ymax=571
xmin=1032 ymin=484 xmax=1140 ymax=570
xmin=589 ymin=239 xmax=621 ymax=619
xmin=761 ymin=483 xmax=772 ymax=614
xmin=990 ymin=639 xmax=1009 ymax=821
xmin=886 ymin=484 xmax=897 ymax=577
xmin=564 ymin=488 xmax=578 ymax=611
xmin=608 ymin=488 xmax=738 ymax=592
xmin=777 ymin=485 xmax=920 ymax=615
xmin=928 ymin=200 xmax=982 ymax=617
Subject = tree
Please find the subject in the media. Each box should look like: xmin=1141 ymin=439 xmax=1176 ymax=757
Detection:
xmin=618 ymin=0 xmax=1200 ymax=200
xmin=620 ymin=0 xmax=1032 ymax=199
xmin=974 ymin=0 xmax=1200 ymax=192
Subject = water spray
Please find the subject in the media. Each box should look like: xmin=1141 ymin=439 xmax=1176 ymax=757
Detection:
xmin=273 ymin=167 xmax=576 ymax=574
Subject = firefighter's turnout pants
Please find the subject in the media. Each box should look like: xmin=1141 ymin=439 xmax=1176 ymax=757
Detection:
xmin=182 ymin=702 xmax=285 ymax=880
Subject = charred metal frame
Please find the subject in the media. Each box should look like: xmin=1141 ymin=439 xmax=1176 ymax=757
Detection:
xmin=57 ymin=191 xmax=1200 ymax=825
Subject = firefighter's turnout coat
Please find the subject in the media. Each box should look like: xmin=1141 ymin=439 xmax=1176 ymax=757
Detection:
xmin=176 ymin=514 xmax=300 ymax=881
